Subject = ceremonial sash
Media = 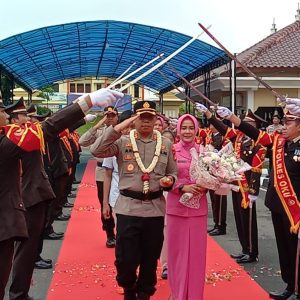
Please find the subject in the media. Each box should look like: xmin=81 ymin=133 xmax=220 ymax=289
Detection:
xmin=234 ymin=132 xmax=250 ymax=209
xmin=273 ymin=134 xmax=300 ymax=233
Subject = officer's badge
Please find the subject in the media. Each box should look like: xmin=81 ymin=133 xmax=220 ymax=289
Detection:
xmin=127 ymin=163 xmax=134 ymax=172
xmin=143 ymin=102 xmax=150 ymax=109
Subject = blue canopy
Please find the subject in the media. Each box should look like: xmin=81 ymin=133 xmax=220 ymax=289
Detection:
xmin=0 ymin=20 xmax=228 ymax=93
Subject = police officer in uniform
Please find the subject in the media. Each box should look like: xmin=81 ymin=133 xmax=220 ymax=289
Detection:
xmin=206 ymin=121 xmax=228 ymax=236
xmin=0 ymin=100 xmax=40 ymax=300
xmin=216 ymin=100 xmax=300 ymax=300
xmin=6 ymin=89 xmax=124 ymax=300
xmin=79 ymin=106 xmax=118 ymax=247
xmin=197 ymin=104 xmax=266 ymax=264
xmin=90 ymin=101 xmax=177 ymax=300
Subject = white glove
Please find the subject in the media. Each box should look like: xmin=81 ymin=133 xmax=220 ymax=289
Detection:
xmin=195 ymin=103 xmax=208 ymax=113
xmin=90 ymin=88 xmax=124 ymax=107
xmin=285 ymin=98 xmax=300 ymax=106
xmin=248 ymin=195 xmax=257 ymax=208
xmin=84 ymin=114 xmax=97 ymax=122
xmin=286 ymin=104 xmax=300 ymax=116
xmin=216 ymin=106 xmax=233 ymax=119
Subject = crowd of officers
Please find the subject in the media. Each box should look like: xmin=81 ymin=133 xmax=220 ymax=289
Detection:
xmin=1 ymin=88 xmax=300 ymax=300
xmin=0 ymin=88 xmax=124 ymax=300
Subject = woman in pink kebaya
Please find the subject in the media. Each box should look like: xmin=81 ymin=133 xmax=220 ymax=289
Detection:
xmin=167 ymin=114 xmax=208 ymax=300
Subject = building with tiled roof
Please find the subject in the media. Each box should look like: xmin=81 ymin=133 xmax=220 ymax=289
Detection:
xmin=187 ymin=9 xmax=300 ymax=122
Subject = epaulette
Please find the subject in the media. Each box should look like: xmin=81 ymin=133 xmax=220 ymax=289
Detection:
xmin=4 ymin=123 xmax=44 ymax=152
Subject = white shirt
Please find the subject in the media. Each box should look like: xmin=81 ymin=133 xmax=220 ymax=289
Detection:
xmin=102 ymin=156 xmax=119 ymax=207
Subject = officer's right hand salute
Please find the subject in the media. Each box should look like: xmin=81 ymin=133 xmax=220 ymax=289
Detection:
xmin=114 ymin=115 xmax=139 ymax=133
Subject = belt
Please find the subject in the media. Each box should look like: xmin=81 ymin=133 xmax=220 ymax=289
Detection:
xmin=120 ymin=189 xmax=163 ymax=201
xmin=97 ymin=162 xmax=103 ymax=167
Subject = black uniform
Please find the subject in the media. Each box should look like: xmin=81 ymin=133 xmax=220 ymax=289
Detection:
xmin=238 ymin=120 xmax=300 ymax=291
xmin=210 ymin=117 xmax=264 ymax=260
xmin=208 ymin=132 xmax=228 ymax=234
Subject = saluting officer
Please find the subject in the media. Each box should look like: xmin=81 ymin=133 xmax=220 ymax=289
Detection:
xmin=90 ymin=101 xmax=177 ymax=300
xmin=79 ymin=106 xmax=118 ymax=248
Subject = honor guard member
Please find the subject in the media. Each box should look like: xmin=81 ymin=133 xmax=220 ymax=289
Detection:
xmin=197 ymin=104 xmax=266 ymax=264
xmin=79 ymin=106 xmax=118 ymax=248
xmin=90 ymin=101 xmax=177 ymax=300
xmin=205 ymin=119 xmax=229 ymax=236
xmin=215 ymin=101 xmax=300 ymax=300
xmin=6 ymin=89 xmax=124 ymax=300
xmin=0 ymin=100 xmax=45 ymax=300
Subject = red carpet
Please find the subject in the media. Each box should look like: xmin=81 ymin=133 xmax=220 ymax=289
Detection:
xmin=47 ymin=160 xmax=269 ymax=300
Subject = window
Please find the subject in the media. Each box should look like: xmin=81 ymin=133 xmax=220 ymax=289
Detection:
xmin=96 ymin=83 xmax=103 ymax=90
xmin=77 ymin=84 xmax=84 ymax=93
xmin=70 ymin=83 xmax=75 ymax=93
xmin=134 ymin=85 xmax=139 ymax=98
xmin=85 ymin=84 xmax=91 ymax=93
xmin=121 ymin=84 xmax=128 ymax=94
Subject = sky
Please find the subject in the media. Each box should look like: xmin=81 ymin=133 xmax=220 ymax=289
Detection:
xmin=0 ymin=0 xmax=299 ymax=53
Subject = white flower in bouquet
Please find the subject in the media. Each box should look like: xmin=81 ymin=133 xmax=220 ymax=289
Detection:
xmin=189 ymin=142 xmax=251 ymax=195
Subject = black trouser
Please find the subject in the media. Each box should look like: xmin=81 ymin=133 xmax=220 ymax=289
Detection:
xmin=209 ymin=190 xmax=227 ymax=230
xmin=232 ymin=191 xmax=258 ymax=256
xmin=45 ymin=173 xmax=69 ymax=229
xmin=96 ymin=181 xmax=115 ymax=238
xmin=0 ymin=238 xmax=14 ymax=300
xmin=115 ymin=214 xmax=164 ymax=296
xmin=9 ymin=202 xmax=47 ymax=300
xmin=272 ymin=211 xmax=299 ymax=291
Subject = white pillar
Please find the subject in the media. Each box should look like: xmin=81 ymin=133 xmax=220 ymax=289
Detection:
xmin=247 ymin=90 xmax=255 ymax=110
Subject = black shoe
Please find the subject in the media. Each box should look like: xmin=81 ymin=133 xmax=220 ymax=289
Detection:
xmin=161 ymin=267 xmax=168 ymax=280
xmin=64 ymin=202 xmax=74 ymax=208
xmin=68 ymin=193 xmax=76 ymax=198
xmin=35 ymin=259 xmax=53 ymax=269
xmin=269 ymin=289 xmax=293 ymax=300
xmin=44 ymin=232 xmax=64 ymax=240
xmin=209 ymin=228 xmax=226 ymax=236
xmin=137 ymin=292 xmax=150 ymax=300
xmin=37 ymin=256 xmax=53 ymax=264
xmin=73 ymin=180 xmax=81 ymax=184
xmin=230 ymin=252 xmax=245 ymax=259
xmin=106 ymin=237 xmax=116 ymax=248
xmin=55 ymin=213 xmax=71 ymax=221
xmin=207 ymin=225 xmax=217 ymax=233
xmin=287 ymin=294 xmax=300 ymax=300
xmin=236 ymin=254 xmax=258 ymax=264
xmin=124 ymin=288 xmax=137 ymax=300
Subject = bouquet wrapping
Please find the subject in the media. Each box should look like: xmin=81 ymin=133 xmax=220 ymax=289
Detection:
xmin=189 ymin=142 xmax=251 ymax=195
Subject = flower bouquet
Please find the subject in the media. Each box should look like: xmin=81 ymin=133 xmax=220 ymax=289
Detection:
xmin=184 ymin=142 xmax=251 ymax=201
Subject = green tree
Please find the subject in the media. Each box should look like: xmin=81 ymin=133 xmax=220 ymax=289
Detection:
xmin=37 ymin=85 xmax=55 ymax=100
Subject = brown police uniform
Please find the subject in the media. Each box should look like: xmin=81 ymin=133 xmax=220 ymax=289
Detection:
xmin=90 ymin=101 xmax=177 ymax=299
xmin=79 ymin=115 xmax=115 ymax=240
xmin=7 ymin=100 xmax=86 ymax=300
